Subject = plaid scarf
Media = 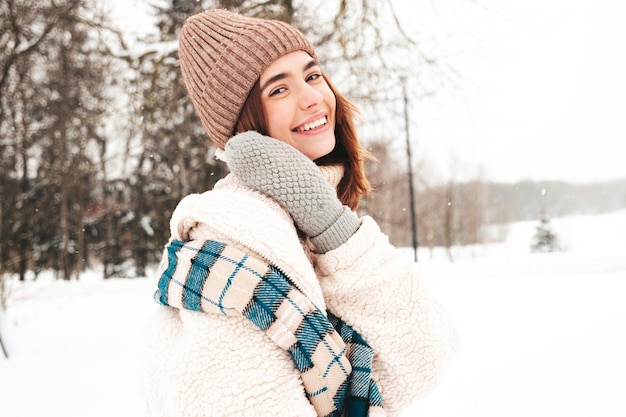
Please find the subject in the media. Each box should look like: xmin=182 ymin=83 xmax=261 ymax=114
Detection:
xmin=154 ymin=239 xmax=385 ymax=417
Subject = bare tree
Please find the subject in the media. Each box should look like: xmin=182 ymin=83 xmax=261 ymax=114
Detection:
xmin=0 ymin=0 xmax=114 ymax=280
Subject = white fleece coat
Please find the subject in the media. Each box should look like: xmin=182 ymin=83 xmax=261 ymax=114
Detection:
xmin=140 ymin=165 xmax=460 ymax=417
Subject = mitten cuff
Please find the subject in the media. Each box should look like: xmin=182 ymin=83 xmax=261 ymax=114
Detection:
xmin=310 ymin=206 xmax=360 ymax=254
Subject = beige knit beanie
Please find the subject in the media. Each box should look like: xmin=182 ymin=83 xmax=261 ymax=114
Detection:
xmin=179 ymin=9 xmax=317 ymax=149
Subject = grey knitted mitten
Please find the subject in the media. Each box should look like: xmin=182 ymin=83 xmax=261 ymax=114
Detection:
xmin=225 ymin=131 xmax=359 ymax=253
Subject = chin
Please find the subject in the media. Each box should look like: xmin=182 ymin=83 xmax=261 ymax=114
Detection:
xmin=293 ymin=132 xmax=336 ymax=160
xmin=309 ymin=143 xmax=335 ymax=162
xmin=311 ymin=143 xmax=336 ymax=160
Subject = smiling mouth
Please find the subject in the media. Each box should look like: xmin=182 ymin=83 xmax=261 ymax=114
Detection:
xmin=294 ymin=116 xmax=327 ymax=133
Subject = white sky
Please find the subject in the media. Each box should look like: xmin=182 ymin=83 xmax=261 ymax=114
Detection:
xmin=410 ymin=0 xmax=626 ymax=183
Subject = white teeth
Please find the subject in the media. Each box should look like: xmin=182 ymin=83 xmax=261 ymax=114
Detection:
xmin=297 ymin=117 xmax=326 ymax=132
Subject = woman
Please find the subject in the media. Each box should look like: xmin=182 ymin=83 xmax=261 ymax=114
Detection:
xmin=140 ymin=8 xmax=459 ymax=417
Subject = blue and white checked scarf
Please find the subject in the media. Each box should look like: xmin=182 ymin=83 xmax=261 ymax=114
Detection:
xmin=154 ymin=239 xmax=385 ymax=417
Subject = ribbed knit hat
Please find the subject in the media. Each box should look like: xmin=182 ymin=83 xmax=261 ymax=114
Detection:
xmin=179 ymin=9 xmax=317 ymax=149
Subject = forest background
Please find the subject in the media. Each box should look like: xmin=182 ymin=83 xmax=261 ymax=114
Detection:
xmin=1 ymin=0 xmax=625 ymax=291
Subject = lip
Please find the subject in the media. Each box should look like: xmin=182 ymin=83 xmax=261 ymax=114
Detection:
xmin=293 ymin=113 xmax=329 ymax=133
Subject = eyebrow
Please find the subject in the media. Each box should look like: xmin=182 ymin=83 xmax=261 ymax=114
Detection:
xmin=259 ymin=58 xmax=318 ymax=94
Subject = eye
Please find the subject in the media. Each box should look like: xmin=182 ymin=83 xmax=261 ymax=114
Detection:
xmin=307 ymin=72 xmax=322 ymax=82
xmin=269 ymin=86 xmax=287 ymax=97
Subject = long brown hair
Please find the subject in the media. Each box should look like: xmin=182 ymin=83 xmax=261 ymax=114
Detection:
xmin=235 ymin=74 xmax=372 ymax=210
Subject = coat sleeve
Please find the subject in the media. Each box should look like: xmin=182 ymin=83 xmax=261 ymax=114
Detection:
xmin=141 ymin=188 xmax=323 ymax=417
xmin=315 ymin=216 xmax=461 ymax=417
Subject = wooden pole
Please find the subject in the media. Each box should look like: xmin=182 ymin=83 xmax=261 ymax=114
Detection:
xmin=0 ymin=301 xmax=9 ymax=358
xmin=402 ymin=78 xmax=419 ymax=262
xmin=0 ymin=330 xmax=8 ymax=359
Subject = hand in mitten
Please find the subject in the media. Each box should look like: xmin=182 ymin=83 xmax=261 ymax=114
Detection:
xmin=224 ymin=131 xmax=359 ymax=253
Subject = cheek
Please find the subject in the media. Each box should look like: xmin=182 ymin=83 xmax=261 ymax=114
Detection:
xmin=263 ymin=104 xmax=288 ymax=139
xmin=324 ymin=88 xmax=337 ymax=118
xmin=262 ymin=103 xmax=277 ymax=134
xmin=264 ymin=110 xmax=280 ymax=137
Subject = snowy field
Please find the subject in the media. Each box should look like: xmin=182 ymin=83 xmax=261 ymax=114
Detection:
xmin=1 ymin=210 xmax=625 ymax=417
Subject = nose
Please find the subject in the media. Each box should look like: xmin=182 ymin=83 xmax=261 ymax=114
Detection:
xmin=298 ymin=82 xmax=323 ymax=110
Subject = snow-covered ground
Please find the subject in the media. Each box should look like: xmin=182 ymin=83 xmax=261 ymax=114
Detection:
xmin=1 ymin=211 xmax=625 ymax=417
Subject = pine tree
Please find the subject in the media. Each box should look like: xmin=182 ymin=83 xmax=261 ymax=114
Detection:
xmin=124 ymin=0 xmax=228 ymax=277
xmin=530 ymin=216 xmax=560 ymax=253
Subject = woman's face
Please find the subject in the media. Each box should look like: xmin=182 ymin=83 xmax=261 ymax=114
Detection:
xmin=259 ymin=50 xmax=337 ymax=161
